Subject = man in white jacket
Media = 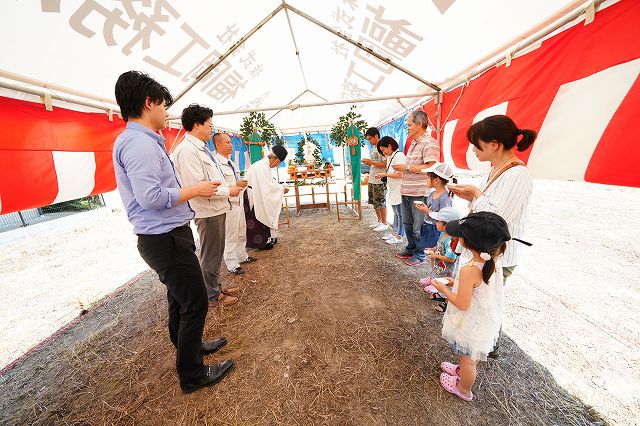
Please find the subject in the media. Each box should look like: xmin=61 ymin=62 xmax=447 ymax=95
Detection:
xmin=245 ymin=145 xmax=289 ymax=248
xmin=173 ymin=104 xmax=241 ymax=306
xmin=213 ymin=133 xmax=256 ymax=275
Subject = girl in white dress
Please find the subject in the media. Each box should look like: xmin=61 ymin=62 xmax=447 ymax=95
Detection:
xmin=431 ymin=211 xmax=512 ymax=401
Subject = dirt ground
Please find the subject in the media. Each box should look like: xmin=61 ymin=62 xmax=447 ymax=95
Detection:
xmin=0 ymin=205 xmax=608 ymax=426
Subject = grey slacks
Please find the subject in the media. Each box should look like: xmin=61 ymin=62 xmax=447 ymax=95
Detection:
xmin=194 ymin=213 xmax=226 ymax=301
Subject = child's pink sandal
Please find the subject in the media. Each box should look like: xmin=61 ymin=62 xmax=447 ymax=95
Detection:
xmin=419 ymin=277 xmax=432 ymax=286
xmin=440 ymin=372 xmax=473 ymax=401
xmin=440 ymin=362 xmax=459 ymax=376
xmin=422 ymin=284 xmax=437 ymax=295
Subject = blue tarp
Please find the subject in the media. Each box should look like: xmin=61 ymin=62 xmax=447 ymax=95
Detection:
xmin=207 ymin=135 xmax=250 ymax=171
xmin=379 ymin=113 xmax=408 ymax=152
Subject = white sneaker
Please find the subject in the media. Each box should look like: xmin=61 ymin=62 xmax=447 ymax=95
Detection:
xmin=368 ymin=223 xmax=379 ymax=228
xmin=373 ymin=224 xmax=389 ymax=232
xmin=381 ymin=233 xmax=393 ymax=240
xmin=386 ymin=236 xmax=404 ymax=244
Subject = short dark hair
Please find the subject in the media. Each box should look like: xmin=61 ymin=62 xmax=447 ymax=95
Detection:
xmin=212 ymin=132 xmax=230 ymax=148
xmin=181 ymin=103 xmax=213 ymax=131
xmin=377 ymin=135 xmax=398 ymax=155
xmin=365 ymin=127 xmax=380 ymax=138
xmin=467 ymin=115 xmax=536 ymax=152
xmin=114 ymin=71 xmax=173 ymax=122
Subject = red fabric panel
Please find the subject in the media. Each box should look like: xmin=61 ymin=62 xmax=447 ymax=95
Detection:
xmin=161 ymin=127 xmax=184 ymax=153
xmin=91 ymin=151 xmax=116 ymax=196
xmin=0 ymin=150 xmax=58 ymax=213
xmin=403 ymin=136 xmax=412 ymax=155
xmin=424 ymin=0 xmax=640 ymax=181
xmin=585 ymin=74 xmax=640 ymax=187
xmin=0 ymin=96 xmax=125 ymax=152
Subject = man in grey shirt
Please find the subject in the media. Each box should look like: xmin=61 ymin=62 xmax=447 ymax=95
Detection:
xmin=363 ymin=127 xmax=388 ymax=231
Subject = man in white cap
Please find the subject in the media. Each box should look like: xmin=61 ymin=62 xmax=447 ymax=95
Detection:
xmin=245 ymin=145 xmax=289 ymax=249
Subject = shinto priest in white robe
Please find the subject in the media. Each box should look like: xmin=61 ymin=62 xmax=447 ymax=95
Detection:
xmin=245 ymin=145 xmax=288 ymax=241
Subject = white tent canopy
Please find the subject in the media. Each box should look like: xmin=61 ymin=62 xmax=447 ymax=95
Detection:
xmin=0 ymin=0 xmax=589 ymax=131
xmin=3 ymin=0 xmax=639 ymax=215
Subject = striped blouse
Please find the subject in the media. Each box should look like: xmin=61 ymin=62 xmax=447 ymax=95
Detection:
xmin=469 ymin=165 xmax=533 ymax=267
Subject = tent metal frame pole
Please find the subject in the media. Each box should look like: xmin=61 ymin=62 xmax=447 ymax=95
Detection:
xmin=212 ymin=92 xmax=436 ymax=116
xmin=172 ymin=4 xmax=285 ymax=105
xmin=435 ymin=92 xmax=442 ymax=144
xmin=268 ymin=89 xmax=334 ymax=122
xmin=268 ymin=89 xmax=309 ymax=122
xmin=0 ymin=80 xmax=120 ymax=115
xmin=282 ymin=1 xmax=309 ymax=91
xmin=283 ymin=3 xmax=441 ymax=92
xmin=443 ymin=0 xmax=606 ymax=92
xmin=0 ymin=69 xmax=118 ymax=106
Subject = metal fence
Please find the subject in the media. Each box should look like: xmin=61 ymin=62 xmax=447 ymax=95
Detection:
xmin=0 ymin=195 xmax=105 ymax=233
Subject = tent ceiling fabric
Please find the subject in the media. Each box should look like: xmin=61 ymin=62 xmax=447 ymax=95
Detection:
xmin=0 ymin=0 xmax=579 ymax=130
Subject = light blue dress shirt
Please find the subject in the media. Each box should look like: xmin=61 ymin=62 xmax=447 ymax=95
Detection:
xmin=113 ymin=122 xmax=194 ymax=234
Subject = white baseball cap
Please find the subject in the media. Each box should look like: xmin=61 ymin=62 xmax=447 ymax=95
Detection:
xmin=429 ymin=207 xmax=465 ymax=223
xmin=422 ymin=162 xmax=454 ymax=181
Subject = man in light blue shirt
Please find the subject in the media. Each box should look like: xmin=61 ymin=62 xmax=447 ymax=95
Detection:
xmin=113 ymin=71 xmax=234 ymax=394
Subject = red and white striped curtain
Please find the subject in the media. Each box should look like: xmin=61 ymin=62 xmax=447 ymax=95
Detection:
xmin=1 ymin=0 xmax=639 ymax=215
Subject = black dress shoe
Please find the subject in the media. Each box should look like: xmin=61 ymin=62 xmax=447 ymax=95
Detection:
xmin=487 ymin=349 xmax=500 ymax=359
xmin=201 ymin=337 xmax=227 ymax=355
xmin=181 ymin=360 xmax=235 ymax=394
xmin=230 ymin=266 xmax=245 ymax=275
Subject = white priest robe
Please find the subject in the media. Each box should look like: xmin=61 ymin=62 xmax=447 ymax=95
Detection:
xmin=246 ymin=157 xmax=284 ymax=231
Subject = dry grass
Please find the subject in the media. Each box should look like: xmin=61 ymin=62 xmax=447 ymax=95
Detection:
xmin=0 ymin=207 xmax=606 ymax=425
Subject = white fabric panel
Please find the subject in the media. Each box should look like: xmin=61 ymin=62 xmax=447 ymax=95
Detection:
xmin=52 ymin=151 xmax=96 ymax=203
xmin=527 ymin=58 xmax=640 ymax=180
xmin=0 ymin=0 xmax=578 ymax=130
xmin=464 ymin=102 xmax=508 ymax=172
xmin=441 ymin=118 xmax=457 ymax=168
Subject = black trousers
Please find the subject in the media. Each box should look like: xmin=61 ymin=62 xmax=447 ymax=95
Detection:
xmin=137 ymin=224 xmax=208 ymax=384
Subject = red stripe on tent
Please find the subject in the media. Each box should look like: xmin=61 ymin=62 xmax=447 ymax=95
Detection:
xmin=91 ymin=151 xmax=116 ymax=196
xmin=585 ymin=74 xmax=640 ymax=187
xmin=0 ymin=150 xmax=58 ymax=213
xmin=0 ymin=96 xmax=125 ymax=152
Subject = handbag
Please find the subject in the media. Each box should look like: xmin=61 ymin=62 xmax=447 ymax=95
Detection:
xmin=380 ymin=151 xmax=398 ymax=184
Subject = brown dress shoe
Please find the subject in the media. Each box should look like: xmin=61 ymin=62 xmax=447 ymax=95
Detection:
xmin=216 ymin=293 xmax=238 ymax=306
xmin=222 ymin=286 xmax=240 ymax=296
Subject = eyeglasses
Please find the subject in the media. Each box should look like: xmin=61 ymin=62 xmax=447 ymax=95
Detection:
xmin=203 ymin=122 xmax=214 ymax=128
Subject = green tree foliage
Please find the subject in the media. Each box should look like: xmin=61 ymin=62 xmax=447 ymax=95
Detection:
xmin=239 ymin=112 xmax=277 ymax=147
xmin=329 ymin=105 xmax=368 ymax=147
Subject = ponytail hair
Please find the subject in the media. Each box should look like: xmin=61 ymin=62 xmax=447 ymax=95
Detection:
xmin=480 ymin=242 xmax=507 ymax=284
xmin=461 ymin=240 xmax=507 ymax=284
xmin=467 ymin=115 xmax=537 ymax=152
xmin=427 ymin=174 xmax=457 ymax=196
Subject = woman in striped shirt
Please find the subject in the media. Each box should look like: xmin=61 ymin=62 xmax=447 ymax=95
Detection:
xmin=447 ymin=115 xmax=537 ymax=357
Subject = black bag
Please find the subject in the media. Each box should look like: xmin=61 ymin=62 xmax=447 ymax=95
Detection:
xmin=380 ymin=151 xmax=397 ymax=184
